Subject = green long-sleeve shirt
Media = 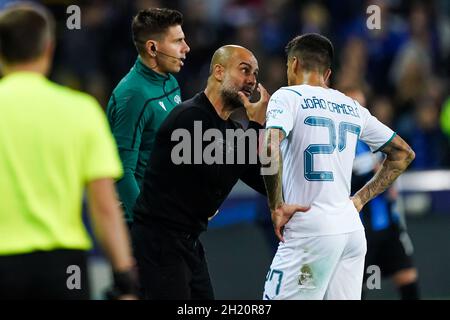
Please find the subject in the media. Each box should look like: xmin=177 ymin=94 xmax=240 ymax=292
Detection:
xmin=106 ymin=57 xmax=182 ymax=222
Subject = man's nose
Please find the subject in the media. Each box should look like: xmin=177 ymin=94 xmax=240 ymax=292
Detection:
xmin=247 ymin=74 xmax=256 ymax=86
xmin=184 ymin=41 xmax=191 ymax=53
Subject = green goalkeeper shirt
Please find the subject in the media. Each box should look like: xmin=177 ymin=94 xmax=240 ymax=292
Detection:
xmin=107 ymin=57 xmax=182 ymax=222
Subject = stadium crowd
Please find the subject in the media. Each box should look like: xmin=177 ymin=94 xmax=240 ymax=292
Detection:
xmin=2 ymin=0 xmax=449 ymax=165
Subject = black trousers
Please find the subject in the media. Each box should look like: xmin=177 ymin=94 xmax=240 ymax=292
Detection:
xmin=0 ymin=249 xmax=89 ymax=300
xmin=131 ymin=222 xmax=214 ymax=300
xmin=364 ymin=223 xmax=414 ymax=279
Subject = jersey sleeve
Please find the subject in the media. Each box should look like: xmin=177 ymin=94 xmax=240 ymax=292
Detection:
xmin=82 ymin=96 xmax=123 ymax=183
xmin=358 ymin=103 xmax=396 ymax=153
xmin=265 ymin=88 xmax=299 ymax=138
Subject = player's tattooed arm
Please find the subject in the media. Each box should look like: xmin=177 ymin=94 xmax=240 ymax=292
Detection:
xmin=352 ymin=134 xmax=415 ymax=212
xmin=262 ymin=128 xmax=310 ymax=242
xmin=262 ymin=128 xmax=284 ymax=211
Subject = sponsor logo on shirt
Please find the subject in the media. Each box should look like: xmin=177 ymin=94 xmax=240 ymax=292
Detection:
xmin=174 ymin=95 xmax=181 ymax=104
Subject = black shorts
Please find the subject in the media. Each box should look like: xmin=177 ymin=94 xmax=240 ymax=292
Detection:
xmin=364 ymin=223 xmax=414 ymax=279
xmin=131 ymin=222 xmax=214 ymax=300
xmin=0 ymin=249 xmax=89 ymax=299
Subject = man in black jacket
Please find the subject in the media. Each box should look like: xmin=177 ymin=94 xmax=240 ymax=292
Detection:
xmin=132 ymin=45 xmax=269 ymax=299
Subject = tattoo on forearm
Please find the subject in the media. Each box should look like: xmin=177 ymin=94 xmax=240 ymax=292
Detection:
xmin=357 ymin=163 xmax=402 ymax=205
xmin=262 ymin=132 xmax=284 ymax=211
xmin=263 ymin=167 xmax=283 ymax=211
xmin=355 ymin=135 xmax=414 ymax=206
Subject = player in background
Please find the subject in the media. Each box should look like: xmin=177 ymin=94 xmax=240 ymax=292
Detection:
xmin=106 ymin=8 xmax=190 ymax=227
xmin=341 ymin=86 xmax=420 ymax=300
xmin=261 ymin=34 xmax=415 ymax=300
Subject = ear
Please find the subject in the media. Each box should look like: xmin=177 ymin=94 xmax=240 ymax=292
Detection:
xmin=145 ymin=40 xmax=157 ymax=57
xmin=292 ymin=56 xmax=299 ymax=73
xmin=324 ymin=68 xmax=332 ymax=84
xmin=213 ymin=64 xmax=225 ymax=81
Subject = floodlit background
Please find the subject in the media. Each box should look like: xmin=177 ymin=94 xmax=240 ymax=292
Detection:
xmin=1 ymin=0 xmax=449 ymax=299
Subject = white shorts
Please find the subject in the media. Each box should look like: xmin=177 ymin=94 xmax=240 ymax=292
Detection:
xmin=263 ymin=230 xmax=367 ymax=300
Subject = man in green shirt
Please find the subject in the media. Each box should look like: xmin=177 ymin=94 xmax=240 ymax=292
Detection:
xmin=0 ymin=4 xmax=136 ymax=299
xmin=107 ymin=8 xmax=190 ymax=225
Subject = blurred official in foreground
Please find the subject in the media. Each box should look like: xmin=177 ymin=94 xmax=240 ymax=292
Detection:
xmin=0 ymin=3 xmax=136 ymax=299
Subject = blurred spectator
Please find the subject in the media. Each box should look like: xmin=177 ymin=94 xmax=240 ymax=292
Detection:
xmin=259 ymin=1 xmax=289 ymax=55
xmin=390 ymin=2 xmax=441 ymax=118
xmin=53 ymin=0 xmax=114 ymax=106
xmin=222 ymin=0 xmax=260 ymax=31
xmin=261 ymin=56 xmax=286 ymax=94
xmin=178 ymin=0 xmax=220 ymax=97
xmin=371 ymin=96 xmax=396 ymax=128
xmin=334 ymin=37 xmax=370 ymax=92
xmin=401 ymin=98 xmax=450 ymax=169
xmin=339 ymin=0 xmax=409 ymax=94
xmin=300 ymin=2 xmax=330 ymax=35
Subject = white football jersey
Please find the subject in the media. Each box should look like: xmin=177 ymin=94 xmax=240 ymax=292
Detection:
xmin=266 ymin=85 xmax=395 ymax=237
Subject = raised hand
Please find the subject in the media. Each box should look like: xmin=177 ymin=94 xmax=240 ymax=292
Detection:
xmin=238 ymin=83 xmax=270 ymax=126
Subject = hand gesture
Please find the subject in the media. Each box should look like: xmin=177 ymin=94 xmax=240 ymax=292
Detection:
xmin=238 ymin=83 xmax=270 ymax=126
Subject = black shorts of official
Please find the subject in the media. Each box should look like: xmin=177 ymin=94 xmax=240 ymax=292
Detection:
xmin=363 ymin=223 xmax=414 ymax=280
xmin=0 ymin=249 xmax=89 ymax=299
xmin=131 ymin=222 xmax=214 ymax=300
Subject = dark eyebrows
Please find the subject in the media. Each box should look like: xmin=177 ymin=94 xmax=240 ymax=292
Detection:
xmin=239 ymin=62 xmax=259 ymax=74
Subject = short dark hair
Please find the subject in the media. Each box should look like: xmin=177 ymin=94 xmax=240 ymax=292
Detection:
xmin=132 ymin=8 xmax=183 ymax=56
xmin=285 ymin=33 xmax=334 ymax=72
xmin=0 ymin=3 xmax=54 ymax=64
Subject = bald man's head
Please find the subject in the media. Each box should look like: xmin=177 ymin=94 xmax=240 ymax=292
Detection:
xmin=209 ymin=45 xmax=255 ymax=74
xmin=206 ymin=44 xmax=259 ymax=110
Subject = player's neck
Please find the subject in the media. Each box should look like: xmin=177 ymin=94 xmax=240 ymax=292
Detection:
xmin=295 ymin=71 xmax=327 ymax=88
xmin=2 ymin=57 xmax=50 ymax=77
